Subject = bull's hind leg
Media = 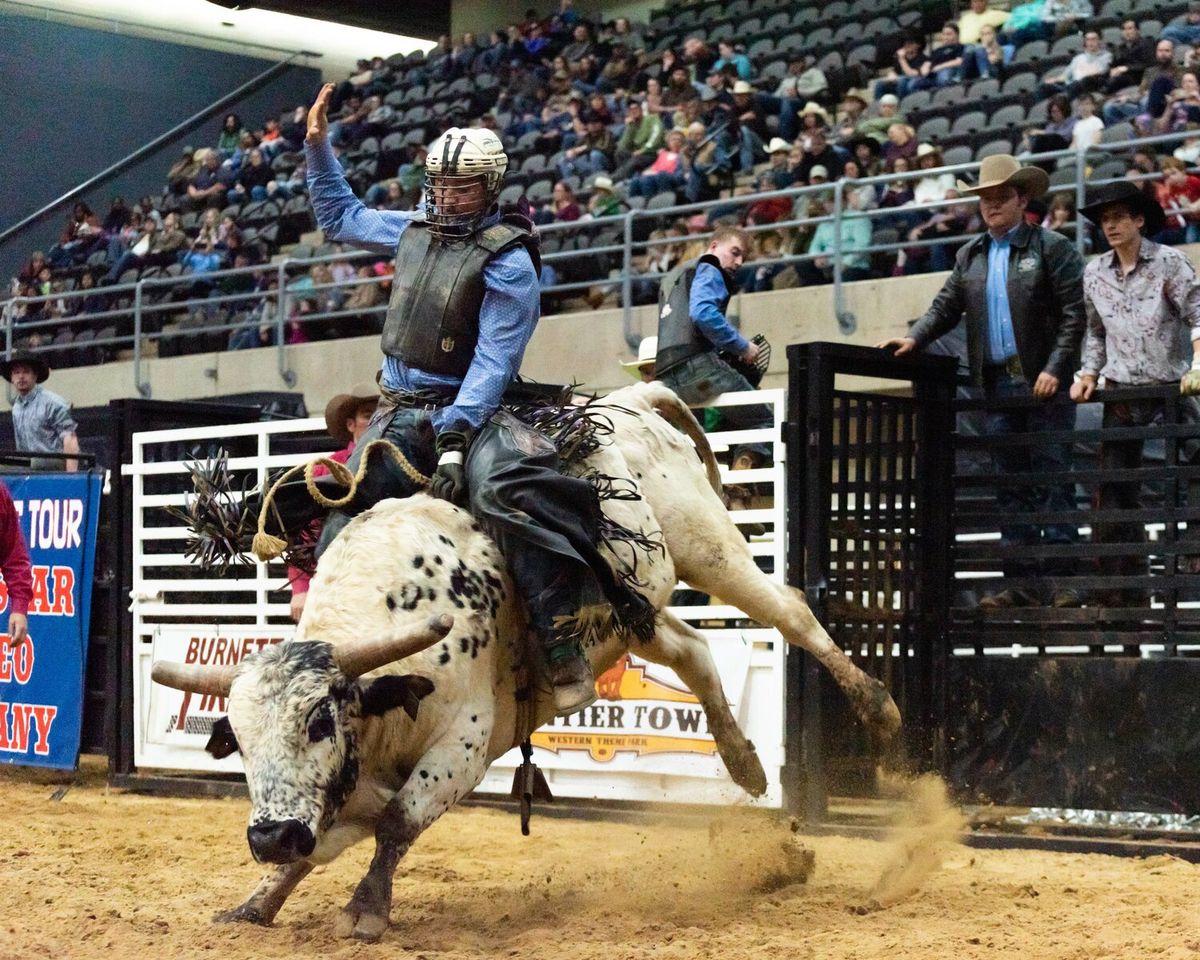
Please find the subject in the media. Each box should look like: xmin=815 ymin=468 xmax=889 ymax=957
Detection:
xmin=214 ymin=861 xmax=314 ymax=925
xmin=639 ymin=611 xmax=768 ymax=796
xmin=334 ymin=727 xmax=492 ymax=942
xmin=675 ymin=525 xmax=901 ymax=743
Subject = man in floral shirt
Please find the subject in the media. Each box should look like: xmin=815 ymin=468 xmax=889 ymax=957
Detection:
xmin=1072 ymin=181 xmax=1200 ymax=601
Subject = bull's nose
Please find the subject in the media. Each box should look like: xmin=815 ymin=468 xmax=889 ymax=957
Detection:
xmin=247 ymin=819 xmax=315 ymax=863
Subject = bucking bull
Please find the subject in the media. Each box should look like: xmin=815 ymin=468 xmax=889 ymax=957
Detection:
xmin=153 ymin=381 xmax=899 ymax=941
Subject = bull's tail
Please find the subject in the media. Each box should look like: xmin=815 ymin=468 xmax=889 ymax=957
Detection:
xmin=643 ymin=383 xmax=724 ymax=498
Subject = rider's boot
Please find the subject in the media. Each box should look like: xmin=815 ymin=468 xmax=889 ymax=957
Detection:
xmin=540 ymin=626 xmax=598 ymax=716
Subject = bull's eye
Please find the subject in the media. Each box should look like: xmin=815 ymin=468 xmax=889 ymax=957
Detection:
xmin=307 ymin=705 xmax=336 ymax=743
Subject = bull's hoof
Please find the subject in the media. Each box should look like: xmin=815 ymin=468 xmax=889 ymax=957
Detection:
xmin=723 ymin=738 xmax=769 ymax=798
xmin=334 ymin=906 xmax=388 ymax=942
xmin=213 ymin=904 xmax=270 ymax=926
xmin=869 ymin=682 xmax=902 ymax=744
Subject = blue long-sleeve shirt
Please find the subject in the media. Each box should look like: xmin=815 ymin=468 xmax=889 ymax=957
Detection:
xmin=689 ymin=261 xmax=749 ymax=355
xmin=985 ymin=225 xmax=1020 ymax=363
xmin=304 ymin=137 xmax=539 ymax=434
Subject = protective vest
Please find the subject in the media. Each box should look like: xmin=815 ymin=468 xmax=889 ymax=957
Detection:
xmin=655 ymin=254 xmax=731 ymax=376
xmin=381 ymin=220 xmax=538 ymax=378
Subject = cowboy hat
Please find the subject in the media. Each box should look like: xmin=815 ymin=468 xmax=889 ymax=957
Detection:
xmin=0 ymin=351 xmax=49 ymax=384
xmin=846 ymin=134 xmax=882 ymax=157
xmin=324 ymin=381 xmax=379 ymax=445
xmin=765 ymin=137 xmax=791 ymax=154
xmin=801 ymin=101 xmax=829 ymax=122
xmin=1079 ymin=179 xmax=1166 ymax=236
xmin=956 ymin=153 xmax=1049 ymax=198
xmin=592 ymin=174 xmax=615 ymax=192
xmin=916 ymin=142 xmax=942 ymax=158
xmin=620 ymin=336 xmax=658 ymax=377
xmin=841 ymin=88 xmax=870 ymax=107
xmin=732 ymin=80 xmax=754 ymax=95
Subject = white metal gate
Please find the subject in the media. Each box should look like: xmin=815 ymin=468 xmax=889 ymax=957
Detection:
xmin=123 ymin=390 xmax=788 ymax=807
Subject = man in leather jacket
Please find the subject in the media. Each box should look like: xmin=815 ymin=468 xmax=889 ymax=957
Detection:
xmin=879 ymin=154 xmax=1086 ymax=608
xmin=301 ymin=83 xmax=642 ymax=714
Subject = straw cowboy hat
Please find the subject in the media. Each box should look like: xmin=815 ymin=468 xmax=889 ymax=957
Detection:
xmin=956 ymin=153 xmax=1049 ymax=198
xmin=1079 ymin=179 xmax=1166 ymax=237
xmin=324 ymin=381 xmax=379 ymax=445
xmin=732 ymin=80 xmax=754 ymax=95
xmin=800 ymin=101 xmax=830 ymax=124
xmin=765 ymin=137 xmax=792 ymax=154
xmin=620 ymin=336 xmax=658 ymax=378
xmin=591 ymin=174 xmax=616 ymax=192
xmin=0 ymin=351 xmax=49 ymax=384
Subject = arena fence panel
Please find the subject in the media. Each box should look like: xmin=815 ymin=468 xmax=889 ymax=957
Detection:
xmin=122 ymin=391 xmax=792 ymax=808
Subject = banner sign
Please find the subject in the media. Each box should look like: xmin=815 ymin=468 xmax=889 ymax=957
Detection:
xmin=143 ymin=626 xmax=295 ymax=770
xmin=0 ymin=473 xmax=103 ymax=770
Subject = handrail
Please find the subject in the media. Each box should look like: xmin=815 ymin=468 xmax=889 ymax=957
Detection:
xmin=0 ymin=49 xmax=320 ymax=249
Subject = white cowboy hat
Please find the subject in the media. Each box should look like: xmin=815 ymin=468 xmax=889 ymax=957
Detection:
xmin=766 ymin=137 xmax=791 ymax=154
xmin=620 ymin=336 xmax=658 ymax=377
xmin=592 ymin=175 xmax=615 ymax=192
xmin=956 ymin=153 xmax=1049 ymax=198
xmin=732 ymin=80 xmax=754 ymax=95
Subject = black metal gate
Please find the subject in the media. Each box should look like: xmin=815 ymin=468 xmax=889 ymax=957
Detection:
xmin=785 ymin=343 xmax=957 ymax=817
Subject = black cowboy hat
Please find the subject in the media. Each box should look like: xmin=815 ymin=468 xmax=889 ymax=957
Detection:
xmin=1079 ymin=179 xmax=1166 ymax=237
xmin=845 ymin=134 xmax=882 ymax=157
xmin=0 ymin=351 xmax=50 ymax=384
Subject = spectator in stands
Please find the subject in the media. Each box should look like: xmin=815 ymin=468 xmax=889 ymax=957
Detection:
xmin=884 ymin=122 xmax=919 ymax=168
xmin=713 ymin=40 xmax=751 ymax=81
xmin=1104 ymin=38 xmax=1178 ymax=125
xmin=179 ymin=235 xmax=224 ymax=323
xmin=558 ymin=111 xmax=615 ymax=178
xmin=3 ymin=352 xmax=80 ymax=472
xmin=1162 ymin=2 xmax=1200 ymax=48
xmin=17 ymin=251 xmax=46 ymax=286
xmin=800 ymin=192 xmax=873 ymax=284
xmin=217 ymin=113 xmax=246 ymax=157
xmin=607 ymin=17 xmax=645 ymax=53
xmin=1036 ymin=0 xmax=1095 ymax=41
xmin=166 ymin=145 xmax=200 ymax=196
xmin=1043 ymin=193 xmax=1077 ymax=237
xmin=101 ymin=211 xmax=186 ymax=284
xmin=655 ymin=225 xmax=772 ymax=469
xmin=848 ymin=136 xmax=885 ymax=178
xmin=763 ymin=138 xmax=800 ymax=189
xmin=611 ymin=99 xmax=664 ymax=180
xmin=1069 ymin=93 xmax=1105 ymax=151
xmin=287 ymin=382 xmax=380 ymax=621
xmin=232 ymin=148 xmax=275 ymax=202
xmin=682 ymin=36 xmax=716 ymax=78
xmin=878 ymin=155 xmax=1086 ymax=609
xmin=1156 ymin=156 xmax=1200 ymax=243
xmin=217 ymin=214 xmax=244 ymax=257
xmin=627 ymin=128 xmax=688 ymax=197
xmin=903 ymin=188 xmax=977 ymax=274
xmin=663 ymin=65 xmax=699 ymax=109
xmin=797 ymin=127 xmax=845 ymax=182
xmin=1041 ymin=30 xmax=1112 ymax=98
xmin=550 ymin=0 xmax=580 ymax=34
xmin=1151 ymin=70 xmax=1200 ymax=134
xmin=875 ymin=32 xmax=928 ymax=100
xmin=834 ymin=91 xmax=869 ymax=143
xmin=47 ymin=203 xmax=103 ymax=268
xmin=1105 ymin=20 xmax=1157 ymax=95
xmin=561 ymin=23 xmax=593 ymax=62
xmin=103 ymin=197 xmax=131 ymax=235
xmin=523 ymin=21 xmax=550 ymax=58
xmin=228 ymin=282 xmax=277 ymax=350
xmin=1073 ymin=181 xmax=1200 ymax=596
xmin=798 ymin=101 xmax=831 ymax=138
xmin=857 ymin=94 xmax=904 ymax=144
xmin=916 ymin=23 xmax=966 ymax=90
xmin=964 ymin=24 xmax=1014 ymax=80
xmin=584 ymin=175 xmax=623 ymax=218
xmin=1018 ymin=94 xmax=1076 ymax=155
xmin=744 ymin=172 xmax=793 ymax=225
xmin=186 ymin=150 xmax=227 ymax=210
xmin=958 ymin=0 xmax=1011 ymax=46
xmin=540 ymin=181 xmax=582 ymax=223
xmin=0 ymin=469 xmax=30 ymax=641
xmin=596 ymin=45 xmax=637 ymax=92
xmin=912 ymin=144 xmax=956 ymax=206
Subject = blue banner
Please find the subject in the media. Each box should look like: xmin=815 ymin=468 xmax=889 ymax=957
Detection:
xmin=0 ymin=473 xmax=103 ymax=769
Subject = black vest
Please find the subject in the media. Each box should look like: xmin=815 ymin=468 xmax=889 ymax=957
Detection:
xmin=380 ymin=220 xmax=538 ymax=378
xmin=655 ymin=254 xmax=731 ymax=376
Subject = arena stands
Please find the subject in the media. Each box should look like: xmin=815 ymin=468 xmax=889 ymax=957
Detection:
xmin=5 ymin=0 xmax=1200 ymax=368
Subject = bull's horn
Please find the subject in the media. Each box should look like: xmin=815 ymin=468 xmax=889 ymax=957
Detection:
xmin=334 ymin=613 xmax=454 ymax=679
xmin=151 ymin=661 xmax=236 ymax=697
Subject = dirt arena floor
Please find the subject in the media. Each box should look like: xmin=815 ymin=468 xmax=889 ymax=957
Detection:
xmin=1 ymin=761 xmax=1197 ymax=960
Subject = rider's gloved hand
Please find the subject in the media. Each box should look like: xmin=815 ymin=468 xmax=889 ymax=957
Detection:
xmin=430 ymin=430 xmax=470 ymax=507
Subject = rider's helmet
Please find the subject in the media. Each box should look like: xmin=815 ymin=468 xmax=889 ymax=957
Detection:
xmin=424 ymin=127 xmax=508 ymax=242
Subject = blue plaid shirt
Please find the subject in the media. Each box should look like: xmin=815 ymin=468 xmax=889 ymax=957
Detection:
xmin=305 ymin=138 xmax=539 ymax=434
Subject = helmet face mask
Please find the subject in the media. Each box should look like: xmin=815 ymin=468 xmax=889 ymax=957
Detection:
xmin=424 ymin=128 xmax=508 ymax=242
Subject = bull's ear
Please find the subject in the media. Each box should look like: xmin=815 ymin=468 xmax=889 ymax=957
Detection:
xmin=206 ymin=716 xmax=239 ymax=759
xmin=359 ymin=675 xmax=436 ymax=721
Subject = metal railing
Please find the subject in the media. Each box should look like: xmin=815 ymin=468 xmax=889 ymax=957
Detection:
xmin=3 ymin=128 xmax=1196 ymax=393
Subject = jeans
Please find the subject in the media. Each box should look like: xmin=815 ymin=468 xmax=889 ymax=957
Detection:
xmin=982 ymin=366 xmax=1079 ymax=587
xmin=1103 ymin=98 xmax=1143 ymax=125
xmin=1094 ymin=388 xmax=1200 ymax=586
xmin=659 ymin=351 xmax=772 ymax=464
xmin=1161 ymin=23 xmax=1200 ymax=46
xmin=628 ymin=171 xmax=685 ymax=197
xmin=558 ymin=149 xmax=610 ymax=179
xmin=755 ymin=94 xmax=802 ymax=142
xmin=964 ymin=45 xmax=1013 ymax=80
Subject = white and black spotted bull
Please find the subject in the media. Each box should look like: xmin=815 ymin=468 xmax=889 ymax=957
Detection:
xmin=152 ymin=382 xmax=899 ymax=941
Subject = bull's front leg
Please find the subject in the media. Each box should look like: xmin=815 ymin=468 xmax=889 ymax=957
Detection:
xmin=214 ymin=860 xmax=314 ymax=925
xmin=334 ymin=730 xmax=492 ymax=942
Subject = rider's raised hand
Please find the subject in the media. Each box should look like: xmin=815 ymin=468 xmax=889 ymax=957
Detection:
xmin=306 ymin=83 xmax=336 ymax=145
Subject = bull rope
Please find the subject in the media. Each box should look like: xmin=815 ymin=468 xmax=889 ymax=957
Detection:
xmin=250 ymin=439 xmax=431 ymax=562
